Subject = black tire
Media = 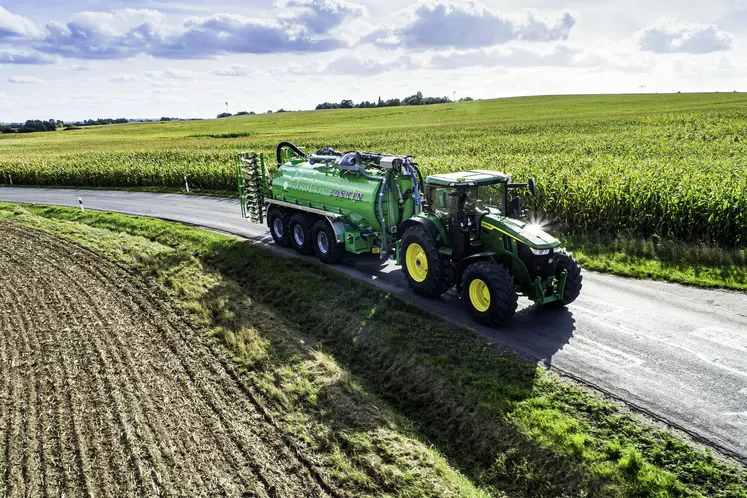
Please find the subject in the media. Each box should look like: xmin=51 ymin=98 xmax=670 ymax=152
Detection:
xmin=267 ymin=207 xmax=291 ymax=247
xmin=289 ymin=213 xmax=314 ymax=255
xmin=461 ymin=262 xmax=518 ymax=326
xmin=312 ymin=220 xmax=345 ymax=264
xmin=546 ymin=248 xmax=582 ymax=307
xmin=401 ymin=226 xmax=450 ymax=297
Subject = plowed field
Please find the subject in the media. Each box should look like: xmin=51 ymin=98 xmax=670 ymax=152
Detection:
xmin=0 ymin=224 xmax=331 ymax=497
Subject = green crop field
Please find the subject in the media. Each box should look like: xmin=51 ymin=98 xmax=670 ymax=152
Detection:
xmin=1 ymin=93 xmax=746 ymax=248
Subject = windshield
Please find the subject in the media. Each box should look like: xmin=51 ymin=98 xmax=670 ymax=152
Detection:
xmin=465 ymin=184 xmax=504 ymax=214
xmin=429 ymin=183 xmax=505 ymax=218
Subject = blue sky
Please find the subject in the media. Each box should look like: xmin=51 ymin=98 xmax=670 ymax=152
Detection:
xmin=1 ymin=0 xmax=745 ymax=121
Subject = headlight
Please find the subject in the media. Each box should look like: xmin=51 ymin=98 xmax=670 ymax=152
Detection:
xmin=530 ymin=248 xmax=551 ymax=256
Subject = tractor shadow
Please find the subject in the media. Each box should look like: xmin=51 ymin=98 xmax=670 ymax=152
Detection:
xmin=347 ymin=253 xmax=577 ymax=364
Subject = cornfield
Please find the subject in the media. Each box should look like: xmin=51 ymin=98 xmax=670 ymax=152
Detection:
xmin=1 ymin=93 xmax=745 ymax=247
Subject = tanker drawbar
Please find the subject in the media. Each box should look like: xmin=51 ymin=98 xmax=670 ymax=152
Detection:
xmin=236 ymin=142 xmax=582 ymax=326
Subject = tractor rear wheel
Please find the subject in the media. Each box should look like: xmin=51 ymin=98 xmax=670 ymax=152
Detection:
xmin=461 ymin=262 xmax=518 ymax=325
xmin=312 ymin=220 xmax=344 ymax=264
xmin=267 ymin=207 xmax=291 ymax=247
xmin=401 ymin=227 xmax=450 ymax=297
xmin=546 ymin=249 xmax=582 ymax=307
xmin=289 ymin=213 xmax=314 ymax=255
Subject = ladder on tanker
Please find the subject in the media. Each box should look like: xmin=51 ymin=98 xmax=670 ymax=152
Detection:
xmin=236 ymin=152 xmax=268 ymax=224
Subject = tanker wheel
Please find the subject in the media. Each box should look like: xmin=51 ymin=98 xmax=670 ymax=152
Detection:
xmin=312 ymin=220 xmax=344 ymax=264
xmin=461 ymin=262 xmax=518 ymax=326
xmin=544 ymin=249 xmax=582 ymax=308
xmin=267 ymin=207 xmax=291 ymax=247
xmin=289 ymin=213 xmax=314 ymax=255
xmin=401 ymin=226 xmax=450 ymax=297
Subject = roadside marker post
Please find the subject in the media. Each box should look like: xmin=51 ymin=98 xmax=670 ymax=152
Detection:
xmin=8 ymin=174 xmax=11 ymax=185
xmin=184 ymin=175 xmax=190 ymax=193
xmin=78 ymin=197 xmax=85 ymax=213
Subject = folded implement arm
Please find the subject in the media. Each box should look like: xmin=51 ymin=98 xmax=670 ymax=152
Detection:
xmin=236 ymin=152 xmax=269 ymax=224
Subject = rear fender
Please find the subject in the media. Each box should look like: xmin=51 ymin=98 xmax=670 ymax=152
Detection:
xmin=328 ymin=217 xmax=346 ymax=244
xmin=398 ymin=215 xmax=447 ymax=247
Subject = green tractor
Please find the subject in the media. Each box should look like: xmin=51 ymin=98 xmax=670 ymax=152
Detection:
xmin=237 ymin=142 xmax=581 ymax=325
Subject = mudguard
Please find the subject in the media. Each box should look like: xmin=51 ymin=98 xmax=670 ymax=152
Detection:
xmin=398 ymin=214 xmax=447 ymax=247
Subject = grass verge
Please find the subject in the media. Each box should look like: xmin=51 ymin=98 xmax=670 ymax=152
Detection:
xmin=563 ymin=233 xmax=747 ymax=291
xmin=3 ymin=202 xmax=747 ymax=497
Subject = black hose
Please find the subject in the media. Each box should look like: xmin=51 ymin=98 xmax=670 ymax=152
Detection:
xmin=276 ymin=141 xmax=307 ymax=166
xmin=410 ymin=162 xmax=427 ymax=211
xmin=412 ymin=162 xmax=425 ymax=190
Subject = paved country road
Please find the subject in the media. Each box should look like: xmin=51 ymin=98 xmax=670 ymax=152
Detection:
xmin=2 ymin=187 xmax=747 ymax=462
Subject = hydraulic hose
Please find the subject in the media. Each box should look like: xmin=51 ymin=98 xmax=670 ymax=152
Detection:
xmin=276 ymin=141 xmax=307 ymax=166
xmin=378 ymin=178 xmax=388 ymax=259
xmin=404 ymin=159 xmax=421 ymax=210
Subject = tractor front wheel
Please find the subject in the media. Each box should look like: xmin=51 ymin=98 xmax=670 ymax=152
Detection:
xmin=546 ymin=249 xmax=582 ymax=307
xmin=267 ymin=207 xmax=291 ymax=247
xmin=461 ymin=262 xmax=518 ymax=325
xmin=401 ymin=227 xmax=450 ymax=297
xmin=289 ymin=213 xmax=314 ymax=255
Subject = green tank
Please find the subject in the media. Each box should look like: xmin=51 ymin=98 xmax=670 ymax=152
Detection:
xmin=237 ymin=143 xmax=423 ymax=257
xmin=271 ymin=160 xmax=416 ymax=233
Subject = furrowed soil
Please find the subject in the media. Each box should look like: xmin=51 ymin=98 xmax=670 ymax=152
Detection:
xmin=0 ymin=224 xmax=331 ymax=497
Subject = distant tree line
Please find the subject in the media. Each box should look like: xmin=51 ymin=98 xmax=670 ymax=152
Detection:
xmin=0 ymin=117 xmax=135 ymax=133
xmin=0 ymin=119 xmax=62 ymax=133
xmin=315 ymin=91 xmax=473 ymax=110
xmin=217 ymin=111 xmax=256 ymax=118
xmin=71 ymin=118 xmax=129 ymax=127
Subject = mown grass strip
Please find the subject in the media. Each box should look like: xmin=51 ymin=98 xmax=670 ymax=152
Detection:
xmin=3 ymin=203 xmax=746 ymax=498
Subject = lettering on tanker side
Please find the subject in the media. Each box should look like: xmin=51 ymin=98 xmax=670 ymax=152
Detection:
xmin=329 ymin=188 xmax=364 ymax=202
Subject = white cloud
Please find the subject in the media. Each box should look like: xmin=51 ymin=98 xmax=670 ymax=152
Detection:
xmin=144 ymin=69 xmax=196 ymax=80
xmin=281 ymin=0 xmax=367 ymax=35
xmin=637 ymin=20 xmax=732 ymax=54
xmin=0 ymin=3 xmax=365 ymax=62
xmin=430 ymin=44 xmax=612 ymax=70
xmin=363 ymin=1 xmax=575 ymax=50
xmin=8 ymin=76 xmax=46 ymax=84
xmin=107 ymin=74 xmax=140 ymax=83
xmin=324 ymin=55 xmax=420 ymax=75
xmin=212 ymin=63 xmax=256 ymax=76
xmin=0 ymin=6 xmax=45 ymax=39
xmin=0 ymin=49 xmax=56 ymax=64
xmin=324 ymin=44 xmax=646 ymax=75
xmin=162 ymin=68 xmax=195 ymax=79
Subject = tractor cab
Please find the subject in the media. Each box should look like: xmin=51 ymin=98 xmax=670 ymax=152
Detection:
xmin=424 ymin=170 xmax=536 ymax=261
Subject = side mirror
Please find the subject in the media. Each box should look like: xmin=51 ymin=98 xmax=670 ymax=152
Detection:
xmin=508 ymin=197 xmax=521 ymax=218
xmin=528 ymin=177 xmax=537 ymax=197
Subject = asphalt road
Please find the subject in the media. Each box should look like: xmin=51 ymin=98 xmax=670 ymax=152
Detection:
xmin=3 ymin=187 xmax=746 ymax=461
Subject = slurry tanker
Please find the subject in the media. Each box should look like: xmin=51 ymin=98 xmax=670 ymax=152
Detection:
xmin=237 ymin=142 xmax=581 ymax=325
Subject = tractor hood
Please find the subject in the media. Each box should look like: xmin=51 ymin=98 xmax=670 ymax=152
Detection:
xmin=480 ymin=214 xmax=560 ymax=250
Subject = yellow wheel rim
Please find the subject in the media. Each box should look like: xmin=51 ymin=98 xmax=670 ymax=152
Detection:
xmin=406 ymin=243 xmax=429 ymax=283
xmin=469 ymin=279 xmax=491 ymax=312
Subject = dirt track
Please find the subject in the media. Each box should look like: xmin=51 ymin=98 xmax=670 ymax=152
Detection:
xmin=0 ymin=223 xmax=331 ymax=497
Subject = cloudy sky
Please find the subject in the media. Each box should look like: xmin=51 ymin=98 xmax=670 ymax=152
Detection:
xmin=0 ymin=0 xmax=745 ymax=121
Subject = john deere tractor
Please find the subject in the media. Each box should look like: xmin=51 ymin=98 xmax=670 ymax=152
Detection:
xmin=237 ymin=142 xmax=581 ymax=325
